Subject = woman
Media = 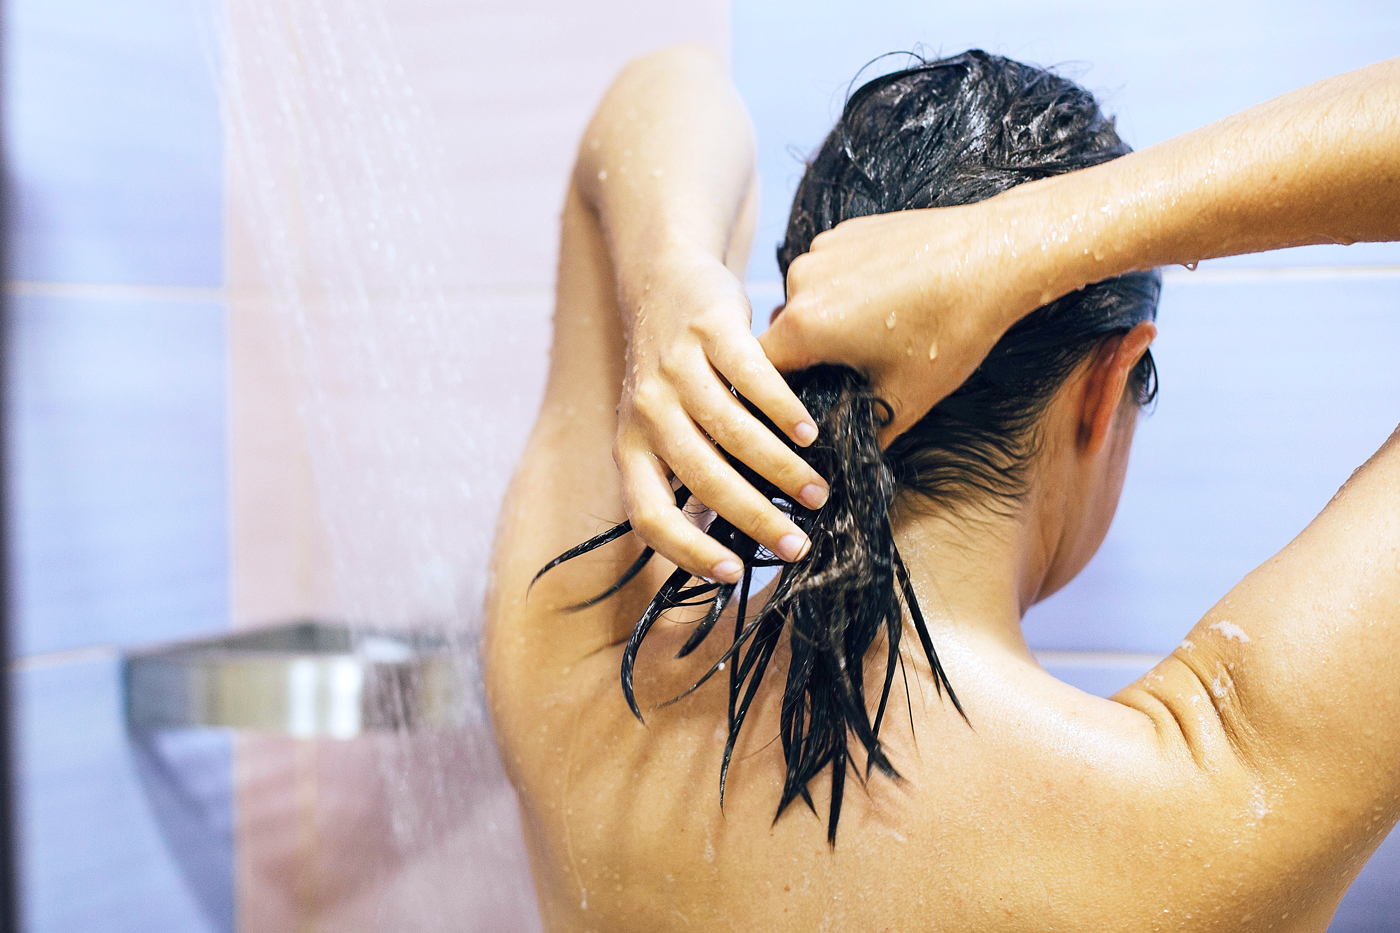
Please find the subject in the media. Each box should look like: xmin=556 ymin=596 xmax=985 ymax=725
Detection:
xmin=486 ymin=45 xmax=1400 ymax=931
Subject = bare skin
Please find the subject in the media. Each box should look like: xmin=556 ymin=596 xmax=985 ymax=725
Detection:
xmin=485 ymin=47 xmax=1400 ymax=932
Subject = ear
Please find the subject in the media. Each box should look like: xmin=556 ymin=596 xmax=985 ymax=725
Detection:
xmin=1078 ymin=321 xmax=1157 ymax=454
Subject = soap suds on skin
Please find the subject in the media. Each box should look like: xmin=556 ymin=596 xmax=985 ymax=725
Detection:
xmin=1208 ymin=620 xmax=1251 ymax=643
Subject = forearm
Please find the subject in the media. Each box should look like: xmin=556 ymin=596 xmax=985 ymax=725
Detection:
xmin=1034 ymin=57 xmax=1400 ymax=296
xmin=574 ymin=45 xmax=756 ymax=306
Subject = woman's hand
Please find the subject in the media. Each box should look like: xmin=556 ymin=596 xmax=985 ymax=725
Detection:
xmin=759 ymin=199 xmax=1045 ymax=443
xmin=614 ymin=242 xmax=828 ymax=584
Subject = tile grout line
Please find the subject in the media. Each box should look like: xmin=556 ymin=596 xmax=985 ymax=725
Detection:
xmin=7 ymin=281 xmax=224 ymax=303
xmin=8 ymin=644 xmax=123 ymax=673
xmin=14 ymin=265 xmax=1397 ymax=309
xmin=1032 ymin=650 xmax=1161 ymax=668
xmin=1 ymin=643 xmax=1159 ymax=673
xmin=1159 ymin=264 xmax=1400 ymax=283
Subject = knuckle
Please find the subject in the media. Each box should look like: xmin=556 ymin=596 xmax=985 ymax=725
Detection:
xmin=630 ymin=505 xmax=665 ymax=538
xmin=775 ymin=303 xmax=815 ymax=343
xmin=686 ymin=311 xmax=727 ymax=345
xmin=738 ymin=501 xmax=781 ymax=542
xmin=656 ymin=349 xmax=686 ymax=381
xmin=771 ymin=454 xmax=810 ymax=490
xmin=629 ymin=379 xmax=667 ymax=419
xmin=785 ymin=255 xmax=811 ymax=289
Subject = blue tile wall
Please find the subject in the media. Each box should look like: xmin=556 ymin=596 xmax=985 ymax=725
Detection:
xmin=1024 ymin=275 xmax=1400 ymax=653
xmin=5 ymin=0 xmax=233 ymax=926
xmin=734 ymin=0 xmax=1400 ymax=284
xmin=9 ymin=293 xmax=229 ymax=657
xmin=13 ymin=655 xmax=233 ymax=933
xmin=4 ymin=0 xmax=223 ymax=286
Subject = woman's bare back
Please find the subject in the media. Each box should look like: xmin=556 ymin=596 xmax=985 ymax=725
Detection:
xmin=485 ymin=48 xmax=1400 ymax=933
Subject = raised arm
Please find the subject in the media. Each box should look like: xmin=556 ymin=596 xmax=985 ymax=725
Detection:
xmin=576 ymin=45 xmax=832 ymax=584
xmin=762 ymin=57 xmax=1400 ymax=436
xmin=761 ymin=56 xmax=1400 ymax=861
xmin=488 ymin=47 xmax=828 ymax=714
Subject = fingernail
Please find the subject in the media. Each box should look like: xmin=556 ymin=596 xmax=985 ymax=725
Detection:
xmin=776 ymin=533 xmax=809 ymax=562
xmin=793 ymin=422 xmax=818 ymax=446
xmin=712 ymin=559 xmax=743 ymax=583
xmin=798 ymin=483 xmax=828 ymax=509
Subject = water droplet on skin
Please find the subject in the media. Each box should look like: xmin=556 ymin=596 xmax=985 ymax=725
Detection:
xmin=928 ymin=342 xmax=939 ymax=361
xmin=1184 ymin=260 xmax=1199 ymax=271
xmin=885 ymin=311 xmax=897 ymax=329
xmin=597 ymin=170 xmax=607 ymax=181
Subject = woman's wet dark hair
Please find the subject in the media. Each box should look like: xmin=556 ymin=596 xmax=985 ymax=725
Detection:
xmin=536 ymin=50 xmax=1160 ymax=844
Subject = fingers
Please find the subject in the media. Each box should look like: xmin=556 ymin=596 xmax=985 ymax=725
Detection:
xmin=616 ymin=441 xmax=743 ymax=582
xmin=616 ymin=409 xmax=813 ymax=583
xmin=703 ymin=324 xmax=818 ymax=446
xmin=681 ymin=364 xmax=828 ymax=510
xmin=653 ymin=414 xmax=812 ymax=568
xmin=756 ymin=303 xmax=822 ymax=376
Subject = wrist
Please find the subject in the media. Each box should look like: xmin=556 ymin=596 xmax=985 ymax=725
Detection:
xmin=614 ymin=230 xmax=727 ymax=325
xmin=991 ymin=162 xmax=1155 ymax=316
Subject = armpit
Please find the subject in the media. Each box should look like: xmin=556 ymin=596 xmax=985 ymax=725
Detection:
xmin=1113 ymin=652 xmax=1261 ymax=776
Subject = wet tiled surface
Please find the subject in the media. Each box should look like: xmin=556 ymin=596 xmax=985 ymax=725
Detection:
xmin=4 ymin=0 xmax=222 ymax=286
xmin=13 ymin=656 xmax=233 ymax=933
xmin=9 ymin=293 xmax=228 ymax=657
xmin=5 ymin=0 xmax=231 ymax=927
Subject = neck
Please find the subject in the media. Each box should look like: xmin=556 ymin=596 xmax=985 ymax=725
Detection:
xmin=890 ymin=489 xmax=1060 ymax=662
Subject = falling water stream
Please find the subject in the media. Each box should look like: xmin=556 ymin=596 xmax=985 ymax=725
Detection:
xmin=214 ymin=0 xmax=548 ymax=927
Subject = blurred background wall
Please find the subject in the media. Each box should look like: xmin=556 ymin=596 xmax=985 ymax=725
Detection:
xmin=5 ymin=0 xmax=232 ymax=929
xmin=3 ymin=0 xmax=1398 ymax=930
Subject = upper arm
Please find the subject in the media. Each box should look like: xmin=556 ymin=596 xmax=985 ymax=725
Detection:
xmin=485 ymin=175 xmax=761 ymax=738
xmin=484 ymin=183 xmax=656 ymax=713
xmin=1147 ymin=424 xmax=1400 ymax=854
